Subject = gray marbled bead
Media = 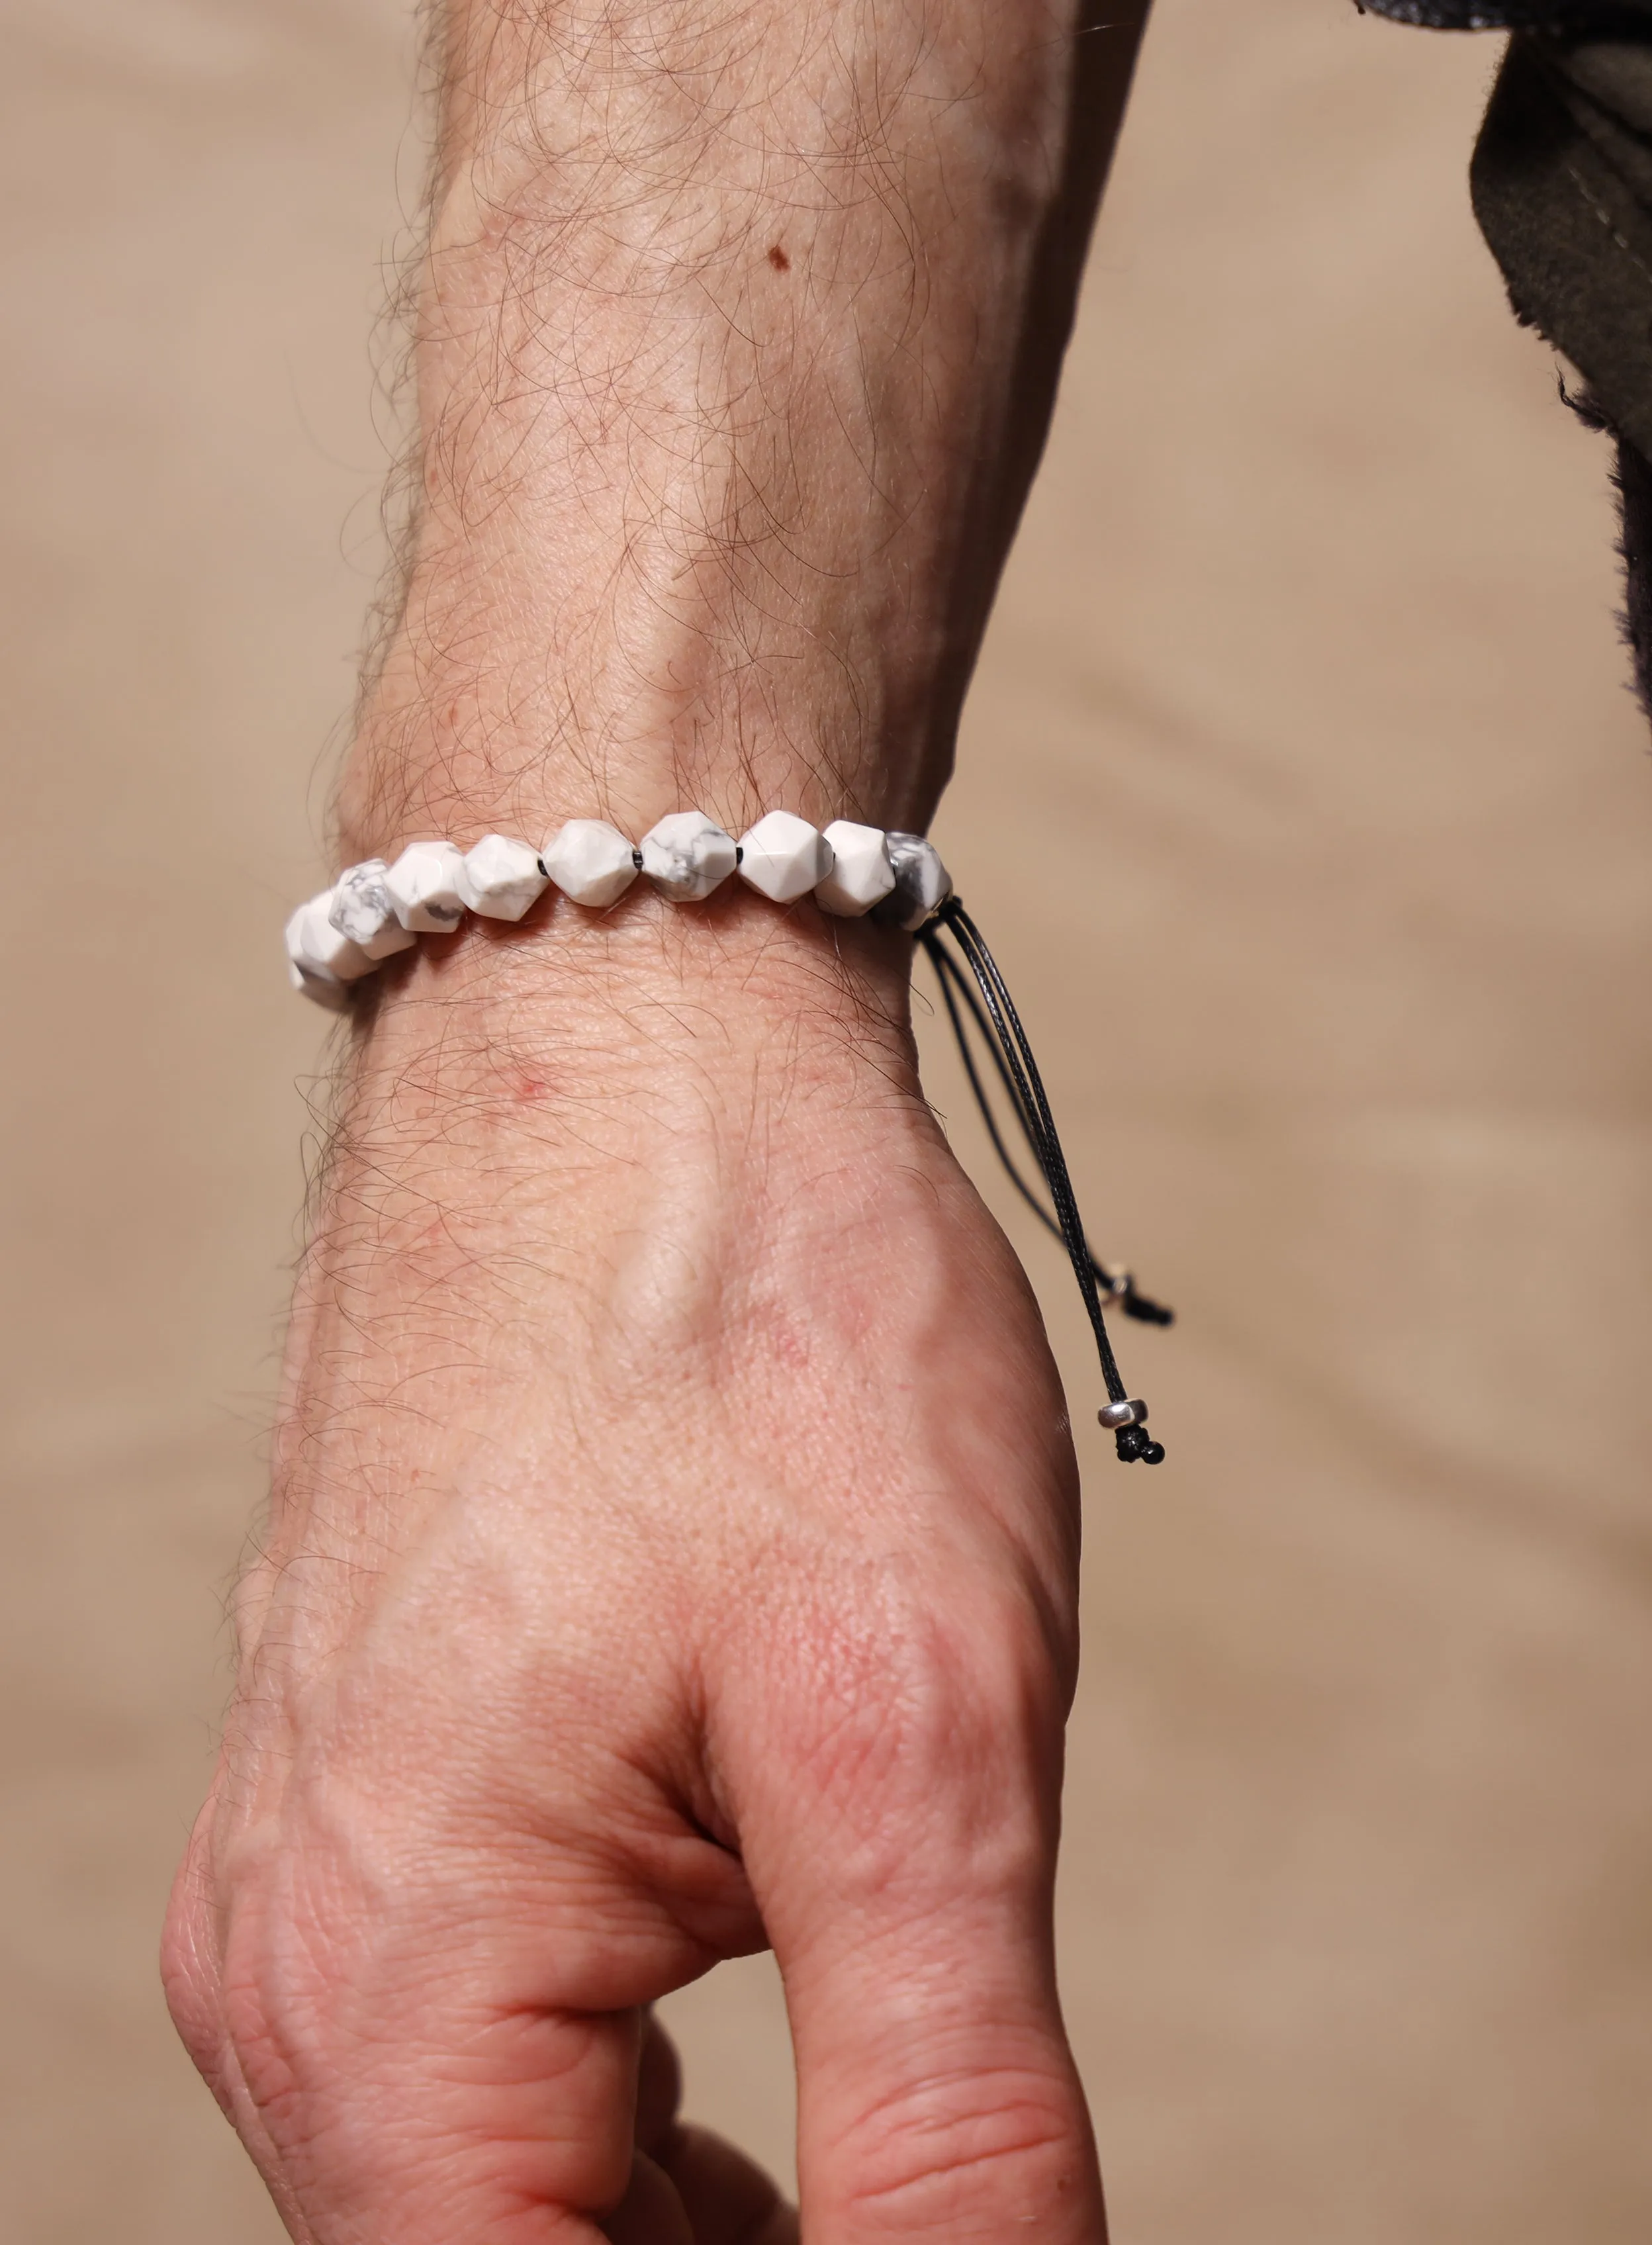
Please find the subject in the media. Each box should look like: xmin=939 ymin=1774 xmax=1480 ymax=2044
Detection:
xmin=872 ymin=832 xmax=952 ymax=932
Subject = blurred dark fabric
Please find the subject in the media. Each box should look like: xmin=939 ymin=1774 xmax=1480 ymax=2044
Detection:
xmin=1371 ymin=3 xmax=1652 ymax=702
xmin=1364 ymin=3 xmax=1652 ymax=26
xmin=1472 ymin=34 xmax=1652 ymax=459
xmin=1476 ymin=32 xmax=1652 ymax=704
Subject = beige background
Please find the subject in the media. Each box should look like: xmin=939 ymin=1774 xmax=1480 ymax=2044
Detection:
xmin=3 ymin=0 xmax=1649 ymax=2238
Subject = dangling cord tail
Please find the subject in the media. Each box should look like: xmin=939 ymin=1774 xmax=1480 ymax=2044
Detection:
xmin=917 ymin=897 xmax=1168 ymax=1465
xmin=924 ymin=940 xmax=1174 ymax=1330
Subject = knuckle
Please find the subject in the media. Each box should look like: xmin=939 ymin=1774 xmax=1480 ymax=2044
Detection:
xmin=161 ymin=1806 xmax=229 ymax=2089
xmin=215 ymin=1882 xmax=333 ymax=2131
xmin=206 ymin=1815 xmax=431 ymax=2143
xmin=778 ymin=1577 xmax=1066 ymax=1887
xmin=160 ymin=1892 xmax=224 ymax=2084
xmin=832 ymin=2058 xmax=1089 ymax=2232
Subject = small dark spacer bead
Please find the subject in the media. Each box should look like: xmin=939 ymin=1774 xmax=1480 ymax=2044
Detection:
xmin=1140 ymin=1440 xmax=1166 ymax=1465
xmin=735 ymin=845 xmax=743 ymax=864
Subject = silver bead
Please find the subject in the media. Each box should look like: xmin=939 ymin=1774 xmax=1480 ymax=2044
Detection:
xmin=1097 ymin=1398 xmax=1148 ymax=1431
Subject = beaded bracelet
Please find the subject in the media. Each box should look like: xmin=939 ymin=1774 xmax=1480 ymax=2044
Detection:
xmin=281 ymin=808 xmax=1170 ymax=1464
xmin=283 ymin=810 xmax=946 ymax=1007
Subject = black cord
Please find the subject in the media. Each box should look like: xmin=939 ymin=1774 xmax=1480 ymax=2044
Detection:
xmin=917 ymin=897 xmax=1168 ymax=1465
xmin=925 ymin=944 xmax=1174 ymax=1328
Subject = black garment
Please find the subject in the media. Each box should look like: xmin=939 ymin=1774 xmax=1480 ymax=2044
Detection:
xmin=1368 ymin=3 xmax=1652 ymax=24
xmin=1364 ymin=3 xmax=1652 ymax=706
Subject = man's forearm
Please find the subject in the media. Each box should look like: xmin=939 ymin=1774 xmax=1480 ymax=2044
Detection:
xmin=169 ymin=13 xmax=1150 ymax=2240
xmin=344 ymin=0 xmax=1146 ymax=860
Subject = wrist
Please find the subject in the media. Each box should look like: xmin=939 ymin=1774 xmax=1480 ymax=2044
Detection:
xmin=337 ymin=883 xmax=923 ymax=1168
xmin=294 ymin=893 xmax=956 ymax=1461
xmin=334 ymin=725 xmax=934 ymax=885
xmin=339 ymin=522 xmax=952 ymax=852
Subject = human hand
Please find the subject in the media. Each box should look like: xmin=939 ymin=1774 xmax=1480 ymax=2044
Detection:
xmin=163 ymin=908 xmax=1106 ymax=2242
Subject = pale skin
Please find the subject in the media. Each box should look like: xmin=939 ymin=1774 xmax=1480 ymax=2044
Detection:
xmin=161 ymin=3 xmax=1150 ymax=2238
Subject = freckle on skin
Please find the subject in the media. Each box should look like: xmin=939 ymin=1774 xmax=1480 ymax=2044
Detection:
xmin=767 ymin=243 xmax=790 ymax=271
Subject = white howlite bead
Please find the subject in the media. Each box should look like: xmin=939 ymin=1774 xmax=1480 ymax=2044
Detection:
xmin=289 ymin=959 xmax=351 ymax=1011
xmin=875 ymin=832 xmax=952 ymax=931
xmin=329 ymin=861 xmax=416 ymax=960
xmin=459 ymin=834 xmax=549 ymax=922
xmin=640 ymin=810 xmax=738 ymax=901
xmin=285 ymin=893 xmax=373 ymax=984
xmin=815 ymin=820 xmax=895 ymax=917
xmin=385 ymin=840 xmax=468 ymax=933
xmin=737 ymin=811 xmax=832 ymax=904
xmin=541 ymin=819 xmax=640 ymax=909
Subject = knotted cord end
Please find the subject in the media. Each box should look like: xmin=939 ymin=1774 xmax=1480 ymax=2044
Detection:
xmin=1098 ymin=1396 xmax=1165 ymax=1465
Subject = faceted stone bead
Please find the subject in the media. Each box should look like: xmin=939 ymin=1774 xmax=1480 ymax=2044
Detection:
xmin=541 ymin=819 xmax=640 ymax=908
xmin=815 ymin=819 xmax=895 ymax=917
xmin=737 ymin=811 xmax=831 ymax=904
xmin=285 ymin=893 xmax=373 ymax=988
xmin=874 ymin=832 xmax=952 ymax=931
xmin=640 ymin=810 xmax=738 ymax=901
xmin=329 ymin=861 xmax=416 ymax=960
xmin=459 ymin=834 xmax=549 ymax=922
xmin=385 ymin=840 xmax=469 ymax=933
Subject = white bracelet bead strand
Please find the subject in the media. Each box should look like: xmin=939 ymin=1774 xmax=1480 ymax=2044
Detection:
xmin=459 ymin=834 xmax=549 ymax=923
xmin=284 ymin=815 xmax=953 ymax=1004
xmin=540 ymin=819 xmax=639 ymax=909
xmin=640 ymin=810 xmax=738 ymax=901
xmin=385 ymin=839 xmax=469 ymax=933
xmin=284 ymin=892 xmax=375 ymax=1008
xmin=737 ymin=810 xmax=832 ymax=904
xmin=814 ymin=819 xmax=896 ymax=917
xmin=329 ymin=861 xmax=419 ymax=960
